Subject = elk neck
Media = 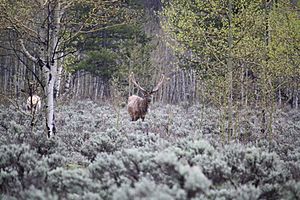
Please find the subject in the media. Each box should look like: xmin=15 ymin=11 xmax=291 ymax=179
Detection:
xmin=140 ymin=97 xmax=150 ymax=113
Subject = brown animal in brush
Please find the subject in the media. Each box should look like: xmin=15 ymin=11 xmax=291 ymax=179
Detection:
xmin=127 ymin=73 xmax=165 ymax=121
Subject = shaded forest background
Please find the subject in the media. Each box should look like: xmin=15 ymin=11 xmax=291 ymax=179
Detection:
xmin=0 ymin=0 xmax=299 ymax=138
xmin=0 ymin=0 xmax=182 ymax=103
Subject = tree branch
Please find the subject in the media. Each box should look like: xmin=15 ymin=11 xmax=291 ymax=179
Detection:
xmin=0 ymin=93 xmax=32 ymax=117
xmin=78 ymin=22 xmax=127 ymax=34
xmin=18 ymin=39 xmax=38 ymax=63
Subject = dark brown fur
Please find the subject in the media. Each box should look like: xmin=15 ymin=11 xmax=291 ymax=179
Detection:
xmin=127 ymin=73 xmax=165 ymax=122
xmin=127 ymin=95 xmax=150 ymax=121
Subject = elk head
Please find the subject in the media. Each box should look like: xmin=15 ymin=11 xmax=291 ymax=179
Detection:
xmin=127 ymin=73 xmax=165 ymax=121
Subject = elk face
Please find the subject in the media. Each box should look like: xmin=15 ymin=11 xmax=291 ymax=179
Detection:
xmin=142 ymin=92 xmax=152 ymax=103
xmin=127 ymin=73 xmax=165 ymax=121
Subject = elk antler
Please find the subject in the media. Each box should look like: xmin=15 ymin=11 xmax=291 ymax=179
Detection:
xmin=129 ymin=72 xmax=147 ymax=93
xmin=152 ymin=74 xmax=165 ymax=93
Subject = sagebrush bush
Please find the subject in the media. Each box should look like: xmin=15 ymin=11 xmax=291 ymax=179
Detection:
xmin=1 ymin=101 xmax=300 ymax=199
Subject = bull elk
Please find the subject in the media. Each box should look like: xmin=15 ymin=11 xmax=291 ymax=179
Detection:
xmin=128 ymin=73 xmax=165 ymax=121
xmin=26 ymin=94 xmax=41 ymax=114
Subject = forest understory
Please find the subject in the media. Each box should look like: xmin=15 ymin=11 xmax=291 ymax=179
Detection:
xmin=1 ymin=101 xmax=300 ymax=200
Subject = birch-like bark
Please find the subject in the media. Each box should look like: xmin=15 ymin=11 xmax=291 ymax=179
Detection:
xmin=182 ymin=70 xmax=186 ymax=102
xmin=76 ymin=72 xmax=80 ymax=97
xmin=278 ymin=87 xmax=282 ymax=107
xmin=55 ymin=53 xmax=64 ymax=99
xmin=296 ymin=91 xmax=299 ymax=109
xmin=245 ymin=68 xmax=248 ymax=106
xmin=64 ymin=72 xmax=72 ymax=96
xmin=261 ymin=0 xmax=272 ymax=136
xmin=19 ymin=1 xmax=63 ymax=137
xmin=3 ymin=56 xmax=8 ymax=95
xmin=94 ymin=77 xmax=98 ymax=100
xmin=45 ymin=1 xmax=62 ymax=137
xmin=100 ymin=80 xmax=104 ymax=100
xmin=44 ymin=65 xmax=56 ymax=136
xmin=227 ymin=0 xmax=234 ymax=140
xmin=241 ymin=64 xmax=244 ymax=105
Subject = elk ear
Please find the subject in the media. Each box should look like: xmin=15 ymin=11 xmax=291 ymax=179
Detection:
xmin=151 ymin=74 xmax=165 ymax=93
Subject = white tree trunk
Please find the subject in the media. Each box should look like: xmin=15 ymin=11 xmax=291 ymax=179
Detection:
xmin=19 ymin=1 xmax=62 ymax=137
xmin=227 ymin=0 xmax=234 ymax=139
xmin=44 ymin=66 xmax=56 ymax=137
xmin=64 ymin=72 xmax=72 ymax=95
xmin=55 ymin=54 xmax=64 ymax=99
xmin=94 ymin=77 xmax=98 ymax=100
xmin=45 ymin=1 xmax=62 ymax=137
xmin=278 ymin=87 xmax=282 ymax=107
xmin=294 ymin=89 xmax=299 ymax=109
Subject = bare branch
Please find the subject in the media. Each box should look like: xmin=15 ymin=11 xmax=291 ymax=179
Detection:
xmin=78 ymin=23 xmax=127 ymax=34
xmin=0 ymin=93 xmax=31 ymax=117
xmin=18 ymin=39 xmax=38 ymax=63
xmin=2 ymin=12 xmax=39 ymax=38
xmin=62 ymin=23 xmax=127 ymax=46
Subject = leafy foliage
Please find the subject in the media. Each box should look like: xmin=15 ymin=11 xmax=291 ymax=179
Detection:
xmin=161 ymin=0 xmax=300 ymax=110
xmin=66 ymin=2 xmax=154 ymax=84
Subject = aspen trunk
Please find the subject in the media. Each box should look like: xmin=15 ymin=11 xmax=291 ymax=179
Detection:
xmin=55 ymin=55 xmax=64 ymax=99
xmin=63 ymin=72 xmax=72 ymax=97
xmin=19 ymin=1 xmax=63 ymax=137
xmin=278 ymin=87 xmax=282 ymax=107
xmin=295 ymin=90 xmax=299 ymax=109
xmin=261 ymin=0 xmax=271 ymax=137
xmin=227 ymin=0 xmax=234 ymax=140
xmin=44 ymin=65 xmax=56 ymax=137
xmin=45 ymin=2 xmax=62 ymax=137
xmin=241 ymin=64 xmax=244 ymax=106
xmin=94 ymin=77 xmax=98 ymax=100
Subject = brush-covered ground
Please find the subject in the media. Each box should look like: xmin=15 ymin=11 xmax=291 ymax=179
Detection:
xmin=0 ymin=101 xmax=300 ymax=200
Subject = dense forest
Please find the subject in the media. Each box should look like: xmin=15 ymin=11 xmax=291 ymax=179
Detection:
xmin=0 ymin=0 xmax=299 ymax=199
